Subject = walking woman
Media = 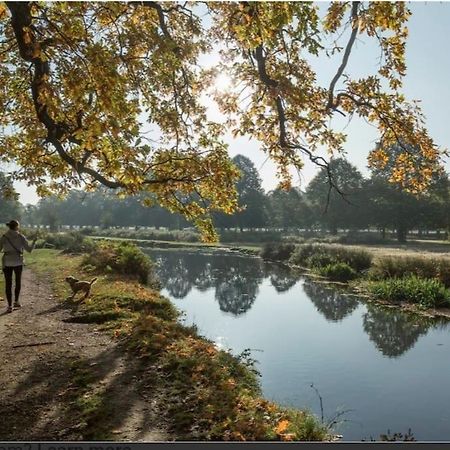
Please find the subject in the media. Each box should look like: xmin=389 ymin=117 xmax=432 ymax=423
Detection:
xmin=0 ymin=220 xmax=36 ymax=313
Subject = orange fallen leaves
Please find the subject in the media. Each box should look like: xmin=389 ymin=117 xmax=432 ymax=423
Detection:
xmin=275 ymin=419 xmax=289 ymax=434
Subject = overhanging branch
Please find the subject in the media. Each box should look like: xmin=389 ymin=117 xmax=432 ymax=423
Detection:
xmin=327 ymin=1 xmax=360 ymax=111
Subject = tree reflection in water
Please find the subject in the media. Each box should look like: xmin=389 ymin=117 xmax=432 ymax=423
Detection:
xmin=303 ymin=279 xmax=359 ymax=322
xmin=212 ymin=256 xmax=262 ymax=314
xmin=150 ymin=250 xmax=300 ymax=315
xmin=363 ymin=305 xmax=433 ymax=358
xmin=150 ymin=250 xmax=442 ymax=357
xmin=152 ymin=252 xmax=193 ymax=298
xmin=152 ymin=251 xmax=263 ymax=314
xmin=264 ymin=263 xmax=301 ymax=293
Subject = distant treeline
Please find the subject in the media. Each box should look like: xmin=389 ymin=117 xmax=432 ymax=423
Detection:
xmin=1 ymin=151 xmax=449 ymax=243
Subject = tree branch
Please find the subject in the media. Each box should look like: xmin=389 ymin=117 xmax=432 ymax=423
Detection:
xmin=327 ymin=1 xmax=360 ymax=111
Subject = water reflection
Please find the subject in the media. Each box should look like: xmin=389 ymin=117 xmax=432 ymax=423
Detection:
xmin=214 ymin=257 xmax=263 ymax=314
xmin=363 ymin=305 xmax=433 ymax=358
xmin=151 ymin=250 xmax=283 ymax=314
xmin=148 ymin=249 xmax=441 ymax=357
xmin=303 ymin=279 xmax=358 ymax=322
xmin=264 ymin=264 xmax=301 ymax=293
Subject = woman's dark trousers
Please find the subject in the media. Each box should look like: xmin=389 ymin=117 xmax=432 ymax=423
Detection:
xmin=2 ymin=265 xmax=23 ymax=306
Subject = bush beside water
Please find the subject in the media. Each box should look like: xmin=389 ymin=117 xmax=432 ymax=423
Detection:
xmin=261 ymin=242 xmax=295 ymax=261
xmin=369 ymin=276 xmax=450 ymax=309
xmin=82 ymin=241 xmax=155 ymax=285
xmin=289 ymin=243 xmax=373 ymax=273
xmin=316 ymin=263 xmax=357 ymax=282
xmin=370 ymin=255 xmax=450 ymax=288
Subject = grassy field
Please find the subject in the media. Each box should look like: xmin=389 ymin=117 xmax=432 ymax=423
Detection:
xmin=349 ymin=241 xmax=450 ymax=261
xmin=21 ymin=249 xmax=329 ymax=441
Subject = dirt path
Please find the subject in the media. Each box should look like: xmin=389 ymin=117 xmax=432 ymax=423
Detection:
xmin=0 ymin=268 xmax=171 ymax=441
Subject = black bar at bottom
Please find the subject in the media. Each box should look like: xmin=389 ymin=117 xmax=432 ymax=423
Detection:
xmin=1 ymin=442 xmax=450 ymax=450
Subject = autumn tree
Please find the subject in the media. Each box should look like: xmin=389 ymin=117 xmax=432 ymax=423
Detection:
xmin=0 ymin=1 xmax=240 ymax=240
xmin=0 ymin=2 xmax=445 ymax=240
xmin=0 ymin=171 xmax=21 ymax=222
xmin=211 ymin=2 xmax=444 ymax=193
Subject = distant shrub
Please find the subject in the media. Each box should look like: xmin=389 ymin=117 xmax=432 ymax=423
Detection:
xmin=82 ymin=241 xmax=156 ymax=285
xmin=285 ymin=235 xmax=341 ymax=245
xmin=316 ymin=263 xmax=357 ymax=282
xmin=34 ymin=231 xmax=97 ymax=254
xmin=337 ymin=233 xmax=393 ymax=245
xmin=79 ymin=227 xmax=94 ymax=236
xmin=260 ymin=242 xmax=295 ymax=261
xmin=369 ymin=275 xmax=450 ymax=308
xmin=371 ymin=256 xmax=450 ymax=288
xmin=284 ymin=236 xmax=307 ymax=245
xmin=289 ymin=243 xmax=372 ymax=272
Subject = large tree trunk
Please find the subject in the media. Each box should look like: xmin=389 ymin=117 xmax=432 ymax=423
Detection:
xmin=396 ymin=226 xmax=407 ymax=243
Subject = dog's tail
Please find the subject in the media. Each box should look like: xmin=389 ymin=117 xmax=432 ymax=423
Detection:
xmin=90 ymin=277 xmax=98 ymax=285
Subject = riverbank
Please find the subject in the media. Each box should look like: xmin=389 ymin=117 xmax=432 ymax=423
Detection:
xmin=88 ymin=236 xmax=450 ymax=320
xmin=262 ymin=242 xmax=450 ymax=321
xmin=89 ymin=235 xmax=261 ymax=256
xmin=0 ymin=248 xmax=330 ymax=441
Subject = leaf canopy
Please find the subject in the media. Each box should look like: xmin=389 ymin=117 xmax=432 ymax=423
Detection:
xmin=0 ymin=1 xmax=445 ymax=240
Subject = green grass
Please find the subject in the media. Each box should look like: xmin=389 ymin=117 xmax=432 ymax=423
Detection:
xmin=370 ymin=255 xmax=450 ymax=287
xmin=315 ymin=263 xmax=357 ymax=282
xmin=368 ymin=275 xmax=450 ymax=309
xmin=25 ymin=248 xmax=328 ymax=441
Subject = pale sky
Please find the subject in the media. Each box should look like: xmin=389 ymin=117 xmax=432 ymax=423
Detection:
xmin=13 ymin=1 xmax=450 ymax=204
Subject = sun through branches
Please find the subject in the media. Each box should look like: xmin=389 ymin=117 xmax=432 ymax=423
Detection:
xmin=0 ymin=1 xmax=445 ymax=239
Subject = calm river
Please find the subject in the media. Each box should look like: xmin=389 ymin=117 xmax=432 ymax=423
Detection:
xmin=145 ymin=248 xmax=450 ymax=441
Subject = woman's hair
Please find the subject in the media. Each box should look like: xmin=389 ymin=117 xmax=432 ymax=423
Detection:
xmin=6 ymin=220 xmax=19 ymax=230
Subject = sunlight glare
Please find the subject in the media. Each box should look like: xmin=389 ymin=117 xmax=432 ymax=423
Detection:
xmin=214 ymin=73 xmax=233 ymax=92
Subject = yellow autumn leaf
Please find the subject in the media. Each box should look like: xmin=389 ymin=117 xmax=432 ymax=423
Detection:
xmin=275 ymin=419 xmax=289 ymax=434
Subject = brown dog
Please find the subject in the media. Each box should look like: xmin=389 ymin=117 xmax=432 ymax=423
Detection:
xmin=65 ymin=276 xmax=98 ymax=300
